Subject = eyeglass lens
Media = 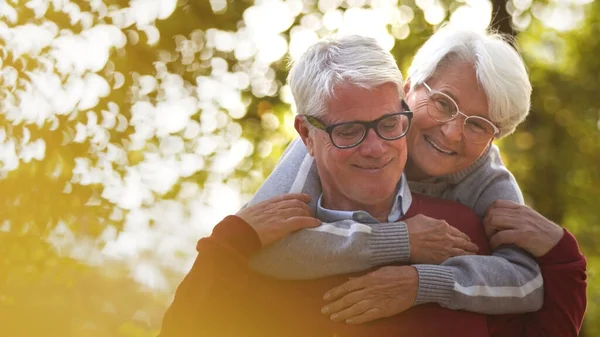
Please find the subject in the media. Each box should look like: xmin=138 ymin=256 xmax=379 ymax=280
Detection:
xmin=330 ymin=114 xmax=410 ymax=148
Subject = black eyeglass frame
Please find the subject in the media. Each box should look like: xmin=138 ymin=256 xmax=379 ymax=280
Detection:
xmin=304 ymin=100 xmax=413 ymax=149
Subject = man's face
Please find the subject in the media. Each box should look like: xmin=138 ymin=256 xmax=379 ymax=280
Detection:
xmin=296 ymin=82 xmax=407 ymax=211
xmin=404 ymin=62 xmax=492 ymax=179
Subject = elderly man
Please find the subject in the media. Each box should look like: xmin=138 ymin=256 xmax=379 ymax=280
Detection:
xmin=159 ymin=35 xmax=585 ymax=337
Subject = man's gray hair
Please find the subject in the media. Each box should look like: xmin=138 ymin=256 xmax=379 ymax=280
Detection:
xmin=288 ymin=35 xmax=403 ymax=118
xmin=408 ymin=25 xmax=531 ymax=138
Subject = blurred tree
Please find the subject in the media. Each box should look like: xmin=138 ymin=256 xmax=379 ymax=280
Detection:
xmin=501 ymin=1 xmax=600 ymax=335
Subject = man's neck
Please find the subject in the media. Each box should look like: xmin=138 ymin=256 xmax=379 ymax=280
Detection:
xmin=321 ymin=194 xmax=395 ymax=222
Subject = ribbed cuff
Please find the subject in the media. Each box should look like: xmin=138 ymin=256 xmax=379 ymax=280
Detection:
xmin=369 ymin=222 xmax=410 ymax=266
xmin=413 ymin=265 xmax=455 ymax=306
xmin=538 ymin=229 xmax=584 ymax=265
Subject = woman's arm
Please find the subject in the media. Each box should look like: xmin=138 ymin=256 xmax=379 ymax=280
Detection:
xmin=487 ymin=229 xmax=587 ymax=337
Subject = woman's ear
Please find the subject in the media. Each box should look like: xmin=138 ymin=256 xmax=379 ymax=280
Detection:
xmin=294 ymin=115 xmax=315 ymax=156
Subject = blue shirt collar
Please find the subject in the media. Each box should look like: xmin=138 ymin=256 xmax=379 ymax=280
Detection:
xmin=316 ymin=174 xmax=412 ymax=223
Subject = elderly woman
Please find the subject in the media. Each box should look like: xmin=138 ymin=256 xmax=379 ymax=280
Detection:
xmin=247 ymin=26 xmax=586 ymax=336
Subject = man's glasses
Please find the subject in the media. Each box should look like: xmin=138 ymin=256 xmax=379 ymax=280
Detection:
xmin=304 ymin=100 xmax=413 ymax=149
xmin=423 ymin=82 xmax=499 ymax=144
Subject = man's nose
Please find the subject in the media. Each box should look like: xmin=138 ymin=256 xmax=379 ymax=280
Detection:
xmin=358 ymin=129 xmax=386 ymax=157
xmin=440 ymin=117 xmax=463 ymax=142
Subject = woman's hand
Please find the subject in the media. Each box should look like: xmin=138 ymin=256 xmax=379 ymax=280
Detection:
xmin=236 ymin=193 xmax=321 ymax=246
xmin=484 ymin=200 xmax=564 ymax=257
xmin=320 ymin=266 xmax=418 ymax=324
xmin=406 ymin=214 xmax=479 ymax=264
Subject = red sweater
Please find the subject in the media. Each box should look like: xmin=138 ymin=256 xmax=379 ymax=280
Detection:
xmin=159 ymin=193 xmax=587 ymax=337
xmin=487 ymin=228 xmax=587 ymax=337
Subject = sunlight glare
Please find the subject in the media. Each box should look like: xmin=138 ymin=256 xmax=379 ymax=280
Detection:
xmin=2 ymin=22 xmax=57 ymax=58
xmin=424 ymin=4 xmax=446 ymax=25
xmin=322 ymin=9 xmax=343 ymax=31
xmin=512 ymin=0 xmax=533 ymax=11
xmin=318 ymin=0 xmax=343 ymax=12
xmin=245 ymin=0 xmax=295 ymax=34
xmin=289 ymin=27 xmax=320 ymax=61
xmin=255 ymin=33 xmax=289 ymax=64
xmin=337 ymin=8 xmax=395 ymax=51
xmin=211 ymin=138 xmax=253 ymax=174
xmin=450 ymin=1 xmax=492 ymax=31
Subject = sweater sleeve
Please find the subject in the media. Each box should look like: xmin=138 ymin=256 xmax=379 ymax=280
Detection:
xmin=487 ymin=229 xmax=587 ymax=337
xmin=470 ymin=145 xmax=525 ymax=217
xmin=249 ymin=220 xmax=410 ymax=279
xmin=412 ymin=204 xmax=544 ymax=314
xmin=158 ymin=216 xmax=262 ymax=337
xmin=413 ymin=246 xmax=544 ymax=314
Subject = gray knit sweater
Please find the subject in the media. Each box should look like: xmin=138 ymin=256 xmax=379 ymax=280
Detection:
xmin=248 ymin=138 xmax=543 ymax=314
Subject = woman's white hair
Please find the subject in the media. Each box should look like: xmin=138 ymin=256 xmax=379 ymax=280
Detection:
xmin=288 ymin=35 xmax=403 ymax=118
xmin=408 ymin=25 xmax=531 ymax=138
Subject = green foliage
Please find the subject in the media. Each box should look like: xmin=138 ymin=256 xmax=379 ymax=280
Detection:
xmin=501 ymin=1 xmax=600 ymax=334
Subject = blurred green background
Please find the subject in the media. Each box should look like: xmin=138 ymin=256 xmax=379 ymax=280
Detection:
xmin=0 ymin=0 xmax=598 ymax=336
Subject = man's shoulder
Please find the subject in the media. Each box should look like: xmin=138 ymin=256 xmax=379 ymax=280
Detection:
xmin=410 ymin=192 xmax=479 ymax=220
xmin=409 ymin=193 xmax=488 ymax=252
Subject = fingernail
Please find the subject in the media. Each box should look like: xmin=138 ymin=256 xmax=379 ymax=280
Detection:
xmin=330 ymin=314 xmax=339 ymax=321
xmin=321 ymin=307 xmax=330 ymax=315
xmin=323 ymin=293 xmax=331 ymax=300
xmin=346 ymin=319 xmax=354 ymax=324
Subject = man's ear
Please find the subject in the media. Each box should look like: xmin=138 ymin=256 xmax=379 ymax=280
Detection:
xmin=294 ymin=115 xmax=315 ymax=156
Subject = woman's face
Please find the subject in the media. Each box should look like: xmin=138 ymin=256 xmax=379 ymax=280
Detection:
xmin=404 ymin=62 xmax=494 ymax=180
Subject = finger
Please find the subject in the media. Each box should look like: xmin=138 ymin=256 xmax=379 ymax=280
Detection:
xmin=267 ymin=193 xmax=312 ymax=204
xmin=275 ymin=199 xmax=312 ymax=214
xmin=485 ymin=213 xmax=519 ymax=231
xmin=346 ymin=307 xmax=385 ymax=324
xmin=454 ymin=237 xmax=479 ymax=253
xmin=328 ymin=300 xmax=372 ymax=322
xmin=448 ymin=225 xmax=472 ymax=242
xmin=273 ymin=198 xmax=312 ymax=210
xmin=324 ymin=278 xmax=365 ymax=301
xmin=488 ymin=199 xmax=522 ymax=212
xmin=285 ymin=193 xmax=312 ymax=203
xmin=291 ymin=199 xmax=312 ymax=213
xmin=483 ymin=223 xmax=497 ymax=239
xmin=278 ymin=206 xmax=313 ymax=219
xmin=485 ymin=206 xmax=516 ymax=220
xmin=322 ymin=290 xmax=367 ymax=317
xmin=284 ymin=216 xmax=321 ymax=230
xmin=485 ymin=200 xmax=519 ymax=218
xmin=490 ymin=230 xmax=519 ymax=250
